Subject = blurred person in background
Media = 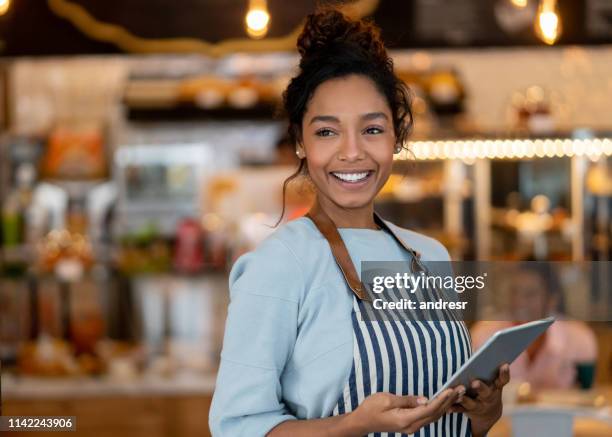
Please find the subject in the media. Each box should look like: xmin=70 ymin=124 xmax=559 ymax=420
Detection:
xmin=471 ymin=262 xmax=598 ymax=390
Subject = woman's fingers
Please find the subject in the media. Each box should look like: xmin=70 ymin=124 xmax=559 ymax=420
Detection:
xmin=471 ymin=380 xmax=493 ymax=399
xmin=400 ymin=389 xmax=455 ymax=421
xmin=385 ymin=393 xmax=429 ymax=410
xmin=397 ymin=388 xmax=465 ymax=434
xmin=395 ymin=404 xmax=438 ymax=433
xmin=431 ymin=388 xmax=461 ymax=410
xmin=470 ymin=364 xmax=510 ymax=400
xmin=456 ymin=393 xmax=478 ymax=411
xmin=370 ymin=392 xmax=428 ymax=413
xmin=439 ymin=389 xmax=464 ymax=415
xmin=423 ymin=388 xmax=462 ymax=417
xmin=393 ymin=393 xmax=446 ymax=430
xmin=495 ymin=363 xmax=511 ymax=389
xmin=407 ymin=392 xmax=461 ymax=435
xmin=449 ymin=404 xmax=467 ymax=413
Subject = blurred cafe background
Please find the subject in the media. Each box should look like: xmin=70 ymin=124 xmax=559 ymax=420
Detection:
xmin=0 ymin=0 xmax=611 ymax=436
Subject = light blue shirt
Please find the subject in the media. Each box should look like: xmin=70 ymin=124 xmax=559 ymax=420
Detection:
xmin=209 ymin=216 xmax=453 ymax=436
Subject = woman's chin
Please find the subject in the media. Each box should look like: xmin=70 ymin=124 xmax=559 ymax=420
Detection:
xmin=329 ymin=193 xmax=377 ymax=210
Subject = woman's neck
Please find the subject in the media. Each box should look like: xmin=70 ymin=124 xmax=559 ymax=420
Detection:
xmin=314 ymin=196 xmax=378 ymax=230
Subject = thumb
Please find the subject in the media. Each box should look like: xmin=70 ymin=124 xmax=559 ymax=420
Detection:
xmin=388 ymin=394 xmax=429 ymax=409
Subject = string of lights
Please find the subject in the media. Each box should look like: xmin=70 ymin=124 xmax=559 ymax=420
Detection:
xmin=396 ymin=137 xmax=612 ymax=161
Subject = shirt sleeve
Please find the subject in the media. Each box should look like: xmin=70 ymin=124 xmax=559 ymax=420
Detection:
xmin=209 ymin=236 xmax=304 ymax=437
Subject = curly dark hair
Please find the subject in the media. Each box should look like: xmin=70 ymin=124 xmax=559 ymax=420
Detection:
xmin=275 ymin=8 xmax=413 ymax=225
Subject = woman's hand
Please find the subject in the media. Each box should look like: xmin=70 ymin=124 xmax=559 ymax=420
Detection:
xmin=451 ymin=364 xmax=511 ymax=437
xmin=349 ymin=387 xmax=465 ymax=435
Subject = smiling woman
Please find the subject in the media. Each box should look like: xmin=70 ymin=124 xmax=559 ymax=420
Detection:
xmin=277 ymin=9 xmax=412 ymax=227
xmin=209 ymin=8 xmax=508 ymax=437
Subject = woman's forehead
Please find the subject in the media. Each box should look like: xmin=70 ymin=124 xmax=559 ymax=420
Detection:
xmin=305 ymin=75 xmax=390 ymax=117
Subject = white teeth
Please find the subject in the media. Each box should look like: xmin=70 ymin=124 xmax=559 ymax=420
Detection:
xmin=332 ymin=171 xmax=369 ymax=182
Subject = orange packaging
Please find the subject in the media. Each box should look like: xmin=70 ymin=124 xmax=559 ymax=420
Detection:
xmin=40 ymin=123 xmax=107 ymax=180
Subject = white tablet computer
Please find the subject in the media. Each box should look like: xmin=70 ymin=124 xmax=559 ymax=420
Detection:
xmin=432 ymin=317 xmax=555 ymax=400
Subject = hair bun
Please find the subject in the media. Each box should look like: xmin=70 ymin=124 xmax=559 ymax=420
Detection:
xmin=297 ymin=9 xmax=385 ymax=63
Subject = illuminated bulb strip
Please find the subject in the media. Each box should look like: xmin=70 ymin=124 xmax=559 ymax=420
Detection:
xmin=394 ymin=138 xmax=612 ymax=161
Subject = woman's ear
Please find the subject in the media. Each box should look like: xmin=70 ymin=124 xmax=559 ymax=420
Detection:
xmin=296 ymin=139 xmax=306 ymax=159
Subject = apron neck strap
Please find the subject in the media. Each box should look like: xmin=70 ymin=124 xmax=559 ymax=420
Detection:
xmin=305 ymin=201 xmax=369 ymax=301
xmin=305 ymin=200 xmax=423 ymax=301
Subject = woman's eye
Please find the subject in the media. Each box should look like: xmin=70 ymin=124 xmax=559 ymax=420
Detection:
xmin=315 ymin=128 xmax=335 ymax=137
xmin=364 ymin=127 xmax=384 ymax=135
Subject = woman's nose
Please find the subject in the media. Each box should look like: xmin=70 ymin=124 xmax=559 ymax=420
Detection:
xmin=338 ymin=132 xmax=365 ymax=161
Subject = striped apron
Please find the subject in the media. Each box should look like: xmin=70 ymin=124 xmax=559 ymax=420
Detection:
xmin=331 ymin=272 xmax=473 ymax=437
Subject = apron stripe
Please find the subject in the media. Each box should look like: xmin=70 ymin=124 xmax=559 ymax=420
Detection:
xmin=353 ymin=303 xmax=372 ymax=401
xmin=365 ymin=316 xmax=390 ymax=437
xmin=386 ymin=287 xmax=414 ymax=398
xmin=386 ymin=321 xmax=404 ymax=398
xmin=347 ymin=342 xmax=359 ymax=412
xmin=354 ymin=307 xmax=369 ymax=409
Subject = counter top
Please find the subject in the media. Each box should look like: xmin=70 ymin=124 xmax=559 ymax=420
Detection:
xmin=1 ymin=372 xmax=217 ymax=400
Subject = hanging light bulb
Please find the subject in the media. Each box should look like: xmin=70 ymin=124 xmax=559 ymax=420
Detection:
xmin=510 ymin=0 xmax=528 ymax=8
xmin=535 ymin=0 xmax=562 ymax=45
xmin=245 ymin=0 xmax=270 ymax=39
xmin=0 ymin=0 xmax=11 ymax=16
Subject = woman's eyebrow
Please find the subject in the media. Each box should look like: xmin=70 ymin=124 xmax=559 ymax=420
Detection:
xmin=308 ymin=115 xmax=340 ymax=125
xmin=308 ymin=112 xmax=388 ymax=125
xmin=361 ymin=112 xmax=388 ymax=121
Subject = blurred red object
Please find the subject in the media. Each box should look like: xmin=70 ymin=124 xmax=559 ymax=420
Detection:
xmin=173 ymin=217 xmax=204 ymax=273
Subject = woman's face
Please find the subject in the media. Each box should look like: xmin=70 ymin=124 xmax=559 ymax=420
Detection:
xmin=510 ymin=270 xmax=554 ymax=321
xmin=299 ymin=74 xmax=396 ymax=210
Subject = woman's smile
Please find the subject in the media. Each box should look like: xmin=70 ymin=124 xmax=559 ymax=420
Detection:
xmin=329 ymin=169 xmax=375 ymax=190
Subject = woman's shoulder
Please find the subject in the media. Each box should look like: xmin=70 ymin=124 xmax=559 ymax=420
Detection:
xmin=382 ymin=219 xmax=452 ymax=262
xmin=273 ymin=215 xmax=324 ymax=243
xmin=255 ymin=216 xmax=327 ymax=262
xmin=228 ymin=217 xmax=327 ymax=300
xmin=556 ymin=320 xmax=598 ymax=358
